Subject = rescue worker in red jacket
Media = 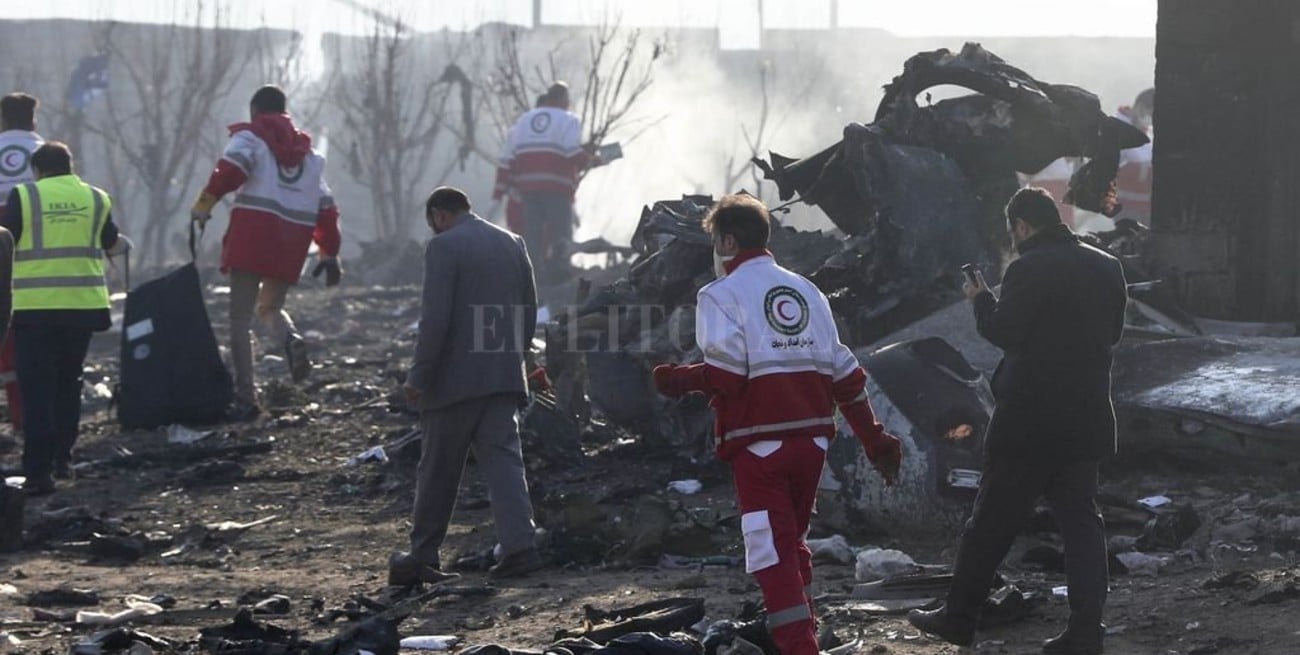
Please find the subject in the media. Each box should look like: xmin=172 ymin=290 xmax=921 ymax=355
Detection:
xmin=190 ymin=85 xmax=342 ymax=420
xmin=0 ymin=92 xmax=43 ymax=436
xmin=1113 ymin=88 xmax=1154 ymax=224
xmin=653 ymin=195 xmax=903 ymax=655
xmin=492 ymin=82 xmax=593 ymax=285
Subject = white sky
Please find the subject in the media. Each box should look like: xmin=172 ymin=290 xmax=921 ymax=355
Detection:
xmin=4 ymin=0 xmax=1158 ymax=46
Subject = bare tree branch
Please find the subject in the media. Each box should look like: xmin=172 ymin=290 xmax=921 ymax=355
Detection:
xmin=83 ymin=3 xmax=256 ymax=262
xmin=324 ymin=13 xmax=465 ymax=241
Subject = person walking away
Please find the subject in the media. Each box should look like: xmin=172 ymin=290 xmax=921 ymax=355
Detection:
xmin=0 ymin=93 xmax=43 ymax=440
xmin=189 ymin=85 xmax=342 ymax=421
xmin=652 ymin=194 xmax=902 ymax=655
xmin=907 ymin=187 xmax=1128 ymax=655
xmin=492 ymin=82 xmax=595 ymax=286
xmin=389 ymin=186 xmax=543 ymax=585
xmin=0 ymin=142 xmax=131 ymax=495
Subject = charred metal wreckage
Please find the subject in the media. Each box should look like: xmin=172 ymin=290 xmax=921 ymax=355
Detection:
xmin=525 ymin=44 xmax=1298 ymax=536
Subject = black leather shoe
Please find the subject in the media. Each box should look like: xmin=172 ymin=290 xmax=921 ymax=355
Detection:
xmin=25 ymin=476 xmax=56 ymax=497
xmin=52 ymin=459 xmax=74 ymax=480
xmin=907 ymin=606 xmax=975 ymax=647
xmin=1043 ymin=628 xmax=1103 ymax=654
xmin=226 ymin=400 xmax=262 ymax=423
xmin=489 ymin=548 xmax=544 ymax=579
xmin=388 ymin=551 xmax=460 ymax=586
xmin=286 ymin=334 xmax=311 ymax=382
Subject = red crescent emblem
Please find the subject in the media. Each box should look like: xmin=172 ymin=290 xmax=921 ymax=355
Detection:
xmin=777 ymin=299 xmax=796 ymax=322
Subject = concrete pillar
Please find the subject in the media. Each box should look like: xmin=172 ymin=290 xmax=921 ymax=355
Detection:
xmin=1152 ymin=0 xmax=1300 ymax=321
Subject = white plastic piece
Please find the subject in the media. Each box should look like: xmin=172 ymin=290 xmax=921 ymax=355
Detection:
xmin=666 ymin=479 xmax=703 ymax=495
xmin=399 ymin=635 xmax=461 ymax=650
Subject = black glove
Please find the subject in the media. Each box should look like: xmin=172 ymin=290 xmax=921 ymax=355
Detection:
xmin=312 ymin=258 xmax=342 ymax=287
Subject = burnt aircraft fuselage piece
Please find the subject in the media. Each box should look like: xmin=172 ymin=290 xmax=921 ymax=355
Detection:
xmin=757 ymin=43 xmax=1149 ymax=254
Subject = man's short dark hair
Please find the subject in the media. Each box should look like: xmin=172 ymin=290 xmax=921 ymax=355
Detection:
xmin=31 ymin=142 xmax=73 ymax=175
xmin=543 ymin=81 xmax=570 ymax=105
xmin=426 ymin=186 xmax=471 ymax=215
xmin=703 ymin=194 xmax=771 ymax=249
xmin=1005 ymin=186 xmax=1061 ymax=230
xmin=1 ymin=93 xmax=37 ymax=130
xmin=250 ymin=85 xmax=287 ymax=114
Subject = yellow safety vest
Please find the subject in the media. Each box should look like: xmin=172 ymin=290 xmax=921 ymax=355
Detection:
xmin=12 ymin=174 xmax=112 ymax=312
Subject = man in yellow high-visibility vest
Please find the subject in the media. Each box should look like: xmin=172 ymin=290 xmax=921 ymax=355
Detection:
xmin=0 ymin=141 xmax=130 ymax=495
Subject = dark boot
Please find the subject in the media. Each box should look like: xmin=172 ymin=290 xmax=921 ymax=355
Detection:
xmin=25 ymin=475 xmax=56 ymax=497
xmin=489 ymin=548 xmax=543 ymax=579
xmin=225 ymin=399 xmax=262 ymax=423
xmin=388 ymin=551 xmax=460 ymax=586
xmin=52 ymin=458 xmax=74 ymax=480
xmin=907 ymin=605 xmax=975 ymax=647
xmin=285 ymin=334 xmax=310 ymax=383
xmin=1043 ymin=626 xmax=1104 ymax=655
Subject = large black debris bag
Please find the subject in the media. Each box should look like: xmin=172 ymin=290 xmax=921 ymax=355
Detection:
xmin=118 ymin=263 xmax=232 ymax=428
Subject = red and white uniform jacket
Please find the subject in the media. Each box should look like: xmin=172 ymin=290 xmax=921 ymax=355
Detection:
xmin=0 ymin=129 xmax=43 ymax=218
xmin=687 ymin=250 xmax=885 ymax=460
xmin=1114 ymin=109 xmax=1153 ymax=223
xmin=493 ymin=106 xmax=589 ymax=202
xmin=201 ymin=114 xmax=340 ymax=283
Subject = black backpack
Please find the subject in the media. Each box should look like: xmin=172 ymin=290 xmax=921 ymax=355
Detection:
xmin=117 ymin=227 xmax=232 ymax=428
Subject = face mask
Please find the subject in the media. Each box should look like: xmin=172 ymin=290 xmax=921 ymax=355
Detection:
xmin=713 ymin=251 xmax=734 ymax=278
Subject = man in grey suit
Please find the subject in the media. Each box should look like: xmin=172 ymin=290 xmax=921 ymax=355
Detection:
xmin=389 ymin=186 xmax=542 ymax=585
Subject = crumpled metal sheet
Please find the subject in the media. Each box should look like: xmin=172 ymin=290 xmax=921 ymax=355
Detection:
xmin=1112 ymin=337 xmax=1300 ymax=462
xmin=549 ymin=191 xmax=991 ymax=454
xmin=819 ymin=338 xmax=993 ymax=537
xmin=757 ymin=42 xmax=1149 ymax=238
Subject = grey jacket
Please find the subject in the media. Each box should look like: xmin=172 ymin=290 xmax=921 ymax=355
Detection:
xmin=406 ymin=213 xmax=538 ymax=411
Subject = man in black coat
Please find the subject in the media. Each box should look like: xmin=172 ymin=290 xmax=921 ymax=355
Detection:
xmin=909 ymin=187 xmax=1128 ymax=655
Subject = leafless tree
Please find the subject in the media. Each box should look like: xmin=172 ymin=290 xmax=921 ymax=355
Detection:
xmin=82 ymin=6 xmax=255 ymax=262
xmin=327 ymin=17 xmax=470 ymax=241
xmin=3 ymin=30 xmax=98 ymax=173
xmin=722 ymin=58 xmax=824 ymax=202
xmin=574 ymin=23 xmax=666 ymax=168
xmin=249 ymin=25 xmax=336 ymax=131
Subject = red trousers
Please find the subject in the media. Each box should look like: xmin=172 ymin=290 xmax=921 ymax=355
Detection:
xmin=732 ymin=437 xmax=827 ymax=655
xmin=0 ymin=336 xmax=20 ymax=431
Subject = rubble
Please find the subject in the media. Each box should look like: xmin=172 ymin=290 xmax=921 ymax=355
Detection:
xmin=1115 ymin=552 xmax=1165 ymax=577
xmin=854 ymin=549 xmax=919 ymax=582
xmin=0 ymin=43 xmax=1295 ymax=655
xmin=74 ymin=599 xmax=164 ymax=627
xmin=26 ymin=588 xmax=102 ymax=608
xmin=1112 ymin=336 xmax=1300 ymax=463
xmin=70 ymin=628 xmax=176 ymax=655
xmin=0 ymin=477 xmax=23 ymax=552
xmin=555 ymin=598 xmax=706 ymax=643
xmin=666 ymin=480 xmax=703 ymax=495
xmin=806 ymin=535 xmax=855 ymax=565
xmin=401 ymin=634 xmax=462 ymax=650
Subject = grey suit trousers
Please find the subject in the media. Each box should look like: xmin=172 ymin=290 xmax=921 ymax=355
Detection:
xmin=409 ymin=393 xmax=536 ymax=565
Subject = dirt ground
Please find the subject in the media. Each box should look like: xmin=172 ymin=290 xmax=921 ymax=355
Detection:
xmin=3 ymin=282 xmax=1300 ymax=655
